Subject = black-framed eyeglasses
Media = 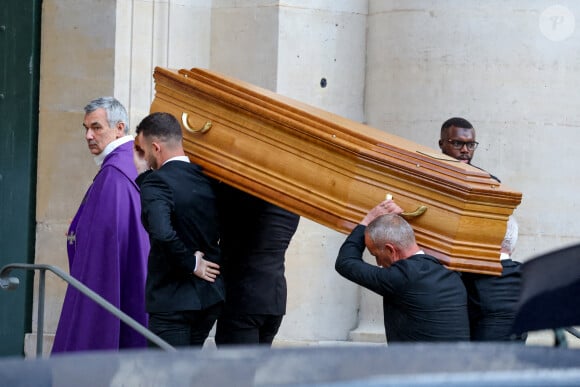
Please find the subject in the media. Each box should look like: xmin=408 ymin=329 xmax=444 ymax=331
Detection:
xmin=446 ymin=139 xmax=479 ymax=151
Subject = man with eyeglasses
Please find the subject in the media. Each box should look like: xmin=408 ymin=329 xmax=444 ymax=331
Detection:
xmin=439 ymin=117 xmax=500 ymax=182
xmin=438 ymin=117 xmax=524 ymax=343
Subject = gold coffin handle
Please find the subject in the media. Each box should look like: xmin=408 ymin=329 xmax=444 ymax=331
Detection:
xmin=401 ymin=205 xmax=428 ymax=219
xmin=385 ymin=193 xmax=428 ymax=219
xmin=181 ymin=112 xmax=212 ymax=134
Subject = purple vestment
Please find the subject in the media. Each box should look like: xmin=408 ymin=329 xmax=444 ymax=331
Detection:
xmin=52 ymin=141 xmax=150 ymax=353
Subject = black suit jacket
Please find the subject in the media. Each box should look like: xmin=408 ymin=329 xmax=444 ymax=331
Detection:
xmin=336 ymin=225 xmax=470 ymax=342
xmin=471 ymin=164 xmax=501 ymax=183
xmin=461 ymin=259 xmax=526 ymax=341
xmin=216 ymin=184 xmax=299 ymax=316
xmin=138 ymin=161 xmax=224 ymax=313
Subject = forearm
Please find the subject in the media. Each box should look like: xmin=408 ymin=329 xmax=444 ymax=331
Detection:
xmin=335 ymin=225 xmax=367 ymax=276
xmin=335 ymin=225 xmax=393 ymax=296
xmin=163 ymin=234 xmax=198 ymax=272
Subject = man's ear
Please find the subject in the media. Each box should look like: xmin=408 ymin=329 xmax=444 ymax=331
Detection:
xmin=385 ymin=243 xmax=401 ymax=263
xmin=151 ymin=141 xmax=161 ymax=153
xmin=115 ymin=122 xmax=126 ymax=138
xmin=438 ymin=139 xmax=443 ymax=149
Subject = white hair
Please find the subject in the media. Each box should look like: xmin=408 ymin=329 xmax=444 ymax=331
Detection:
xmin=84 ymin=96 xmax=129 ymax=135
xmin=501 ymin=215 xmax=518 ymax=254
xmin=366 ymin=214 xmax=416 ymax=251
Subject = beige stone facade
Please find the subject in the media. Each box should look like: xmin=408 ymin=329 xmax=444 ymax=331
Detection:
xmin=29 ymin=1 xmax=580 ymax=356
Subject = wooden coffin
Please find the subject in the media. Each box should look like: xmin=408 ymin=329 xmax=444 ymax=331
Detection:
xmin=150 ymin=67 xmax=522 ymax=275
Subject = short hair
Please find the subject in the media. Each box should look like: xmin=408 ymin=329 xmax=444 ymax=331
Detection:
xmin=135 ymin=112 xmax=183 ymax=144
xmin=84 ymin=97 xmax=129 ymax=135
xmin=501 ymin=215 xmax=519 ymax=254
xmin=440 ymin=117 xmax=474 ymax=138
xmin=366 ymin=214 xmax=416 ymax=251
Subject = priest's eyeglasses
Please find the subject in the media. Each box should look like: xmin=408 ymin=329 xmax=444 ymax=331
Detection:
xmin=446 ymin=139 xmax=479 ymax=150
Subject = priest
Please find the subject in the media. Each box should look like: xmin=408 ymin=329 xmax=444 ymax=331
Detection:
xmin=52 ymin=97 xmax=150 ymax=353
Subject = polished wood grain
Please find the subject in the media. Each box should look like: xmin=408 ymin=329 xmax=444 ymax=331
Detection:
xmin=151 ymin=67 xmax=522 ymax=275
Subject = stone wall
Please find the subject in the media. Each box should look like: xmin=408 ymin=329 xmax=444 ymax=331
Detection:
xmin=29 ymin=0 xmax=580 ymax=356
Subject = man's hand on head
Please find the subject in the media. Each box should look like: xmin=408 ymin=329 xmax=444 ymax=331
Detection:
xmin=361 ymin=199 xmax=403 ymax=226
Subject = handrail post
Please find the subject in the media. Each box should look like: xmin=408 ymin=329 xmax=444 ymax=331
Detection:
xmin=37 ymin=268 xmax=46 ymax=357
xmin=1 ymin=263 xmax=176 ymax=354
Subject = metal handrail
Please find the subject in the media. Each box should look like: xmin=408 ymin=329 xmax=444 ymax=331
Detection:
xmin=565 ymin=327 xmax=580 ymax=339
xmin=0 ymin=263 xmax=176 ymax=355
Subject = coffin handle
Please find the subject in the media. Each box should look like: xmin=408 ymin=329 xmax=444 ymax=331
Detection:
xmin=181 ymin=112 xmax=212 ymax=134
xmin=401 ymin=205 xmax=428 ymax=219
xmin=385 ymin=194 xmax=427 ymax=219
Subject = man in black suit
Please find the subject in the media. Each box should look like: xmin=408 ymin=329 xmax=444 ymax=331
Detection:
xmin=335 ymin=200 xmax=470 ymax=342
xmin=461 ymin=215 xmax=526 ymax=342
xmin=215 ymin=184 xmax=299 ymax=346
xmin=438 ymin=119 xmax=523 ymax=341
xmin=134 ymin=112 xmax=224 ymax=347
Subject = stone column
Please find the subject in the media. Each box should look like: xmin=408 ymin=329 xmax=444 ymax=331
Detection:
xmin=32 ymin=0 xmax=117 ymax=356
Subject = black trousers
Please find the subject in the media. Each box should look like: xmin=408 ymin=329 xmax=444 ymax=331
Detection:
xmin=215 ymin=314 xmax=283 ymax=346
xmin=148 ymin=302 xmax=223 ymax=348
